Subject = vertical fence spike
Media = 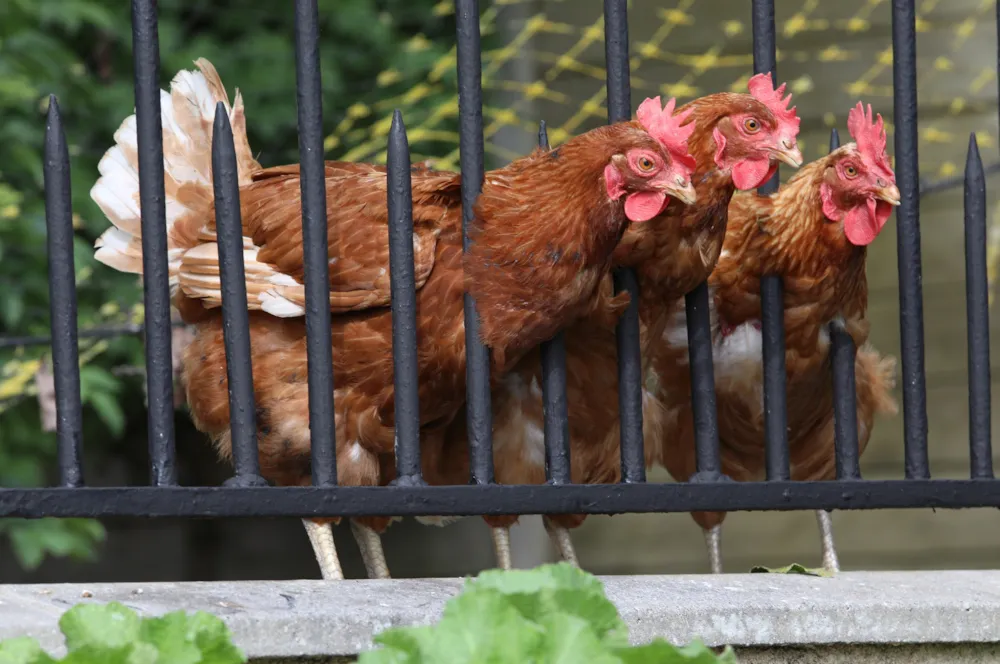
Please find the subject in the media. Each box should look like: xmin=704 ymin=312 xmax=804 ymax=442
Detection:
xmin=537 ymin=121 xmax=572 ymax=486
xmin=686 ymin=282 xmax=724 ymax=480
xmin=827 ymin=128 xmax=863 ymax=480
xmin=387 ymin=110 xmax=425 ymax=486
xmin=892 ymin=0 xmax=930 ymax=479
xmin=751 ymin=0 xmax=789 ymax=481
xmin=760 ymin=275 xmax=790 ymax=480
xmin=964 ymin=134 xmax=993 ymax=479
xmin=456 ymin=0 xmax=494 ymax=485
xmin=293 ymin=0 xmax=337 ymax=487
xmin=44 ymin=96 xmax=84 ymax=488
xmin=604 ymin=0 xmax=646 ymax=484
xmin=751 ymin=0 xmax=779 ymax=196
xmin=213 ymin=103 xmax=268 ymax=489
xmin=130 ymin=0 xmax=176 ymax=486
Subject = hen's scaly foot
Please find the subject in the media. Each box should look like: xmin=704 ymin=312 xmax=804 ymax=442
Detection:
xmin=816 ymin=510 xmax=840 ymax=574
xmin=543 ymin=517 xmax=580 ymax=566
xmin=302 ymin=519 xmax=344 ymax=580
xmin=703 ymin=525 xmax=723 ymax=574
xmin=351 ymin=520 xmax=391 ymax=579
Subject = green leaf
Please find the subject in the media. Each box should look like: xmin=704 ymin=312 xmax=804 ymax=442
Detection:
xmin=536 ymin=614 xmax=619 ymax=664
xmin=468 ymin=563 xmax=628 ymax=646
xmin=58 ymin=603 xmax=141 ymax=653
xmin=749 ymin=563 xmax=832 ymax=577
xmin=7 ymin=519 xmax=105 ymax=570
xmin=86 ymin=392 xmax=125 ymax=437
xmin=167 ymin=611 xmax=245 ymax=664
xmin=0 ymin=637 xmax=57 ymax=664
xmin=371 ymin=589 xmax=542 ymax=663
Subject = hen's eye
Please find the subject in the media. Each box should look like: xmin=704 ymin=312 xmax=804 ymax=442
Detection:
xmin=637 ymin=156 xmax=655 ymax=171
xmin=743 ymin=118 xmax=760 ymax=133
xmin=844 ymin=164 xmax=858 ymax=178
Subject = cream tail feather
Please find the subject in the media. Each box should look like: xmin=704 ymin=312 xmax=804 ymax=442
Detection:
xmin=89 ymin=58 xmax=306 ymax=317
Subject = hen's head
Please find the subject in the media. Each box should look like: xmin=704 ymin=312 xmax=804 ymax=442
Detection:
xmin=708 ymin=72 xmax=803 ymax=190
xmin=604 ymin=96 xmax=698 ymax=223
xmin=820 ymin=102 xmax=900 ymax=246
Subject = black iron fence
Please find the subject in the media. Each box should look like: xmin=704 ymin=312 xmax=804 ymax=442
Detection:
xmin=3 ymin=0 xmax=999 ymax=523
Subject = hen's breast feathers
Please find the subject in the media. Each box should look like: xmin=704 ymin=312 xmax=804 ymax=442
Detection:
xmin=175 ymin=162 xmax=463 ymax=319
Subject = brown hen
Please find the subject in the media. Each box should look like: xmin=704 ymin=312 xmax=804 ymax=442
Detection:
xmin=421 ymin=74 xmax=805 ymax=568
xmin=90 ymin=59 xmax=698 ymax=579
xmin=648 ymin=102 xmax=901 ymax=573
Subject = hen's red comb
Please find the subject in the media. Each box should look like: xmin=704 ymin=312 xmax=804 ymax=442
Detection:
xmin=636 ymin=96 xmax=697 ymax=169
xmin=847 ymin=101 xmax=893 ymax=178
xmin=747 ymin=72 xmax=800 ymax=132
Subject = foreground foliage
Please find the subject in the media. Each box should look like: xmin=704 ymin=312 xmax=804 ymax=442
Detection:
xmin=0 ymin=565 xmax=734 ymax=663
xmin=360 ymin=563 xmax=737 ymax=663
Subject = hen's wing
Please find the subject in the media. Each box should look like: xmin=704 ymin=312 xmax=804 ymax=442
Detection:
xmin=177 ymin=161 xmax=462 ymax=317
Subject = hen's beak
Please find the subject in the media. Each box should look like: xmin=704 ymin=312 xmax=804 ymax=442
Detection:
xmin=659 ymin=176 xmax=697 ymax=206
xmin=875 ymin=182 xmax=902 ymax=206
xmin=772 ymin=139 xmax=803 ymax=169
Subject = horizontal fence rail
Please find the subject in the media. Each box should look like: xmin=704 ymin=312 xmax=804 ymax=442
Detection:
xmin=6 ymin=0 xmax=1000 ymax=531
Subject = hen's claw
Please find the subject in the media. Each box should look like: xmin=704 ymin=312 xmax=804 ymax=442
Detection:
xmin=704 ymin=525 xmax=723 ymax=574
xmin=543 ymin=517 xmax=579 ymax=566
xmin=816 ymin=510 xmax=840 ymax=574
xmin=491 ymin=526 xmax=513 ymax=570
xmin=302 ymin=519 xmax=344 ymax=580
xmin=351 ymin=520 xmax=390 ymax=579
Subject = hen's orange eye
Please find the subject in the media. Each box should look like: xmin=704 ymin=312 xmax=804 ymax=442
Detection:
xmin=637 ymin=156 xmax=655 ymax=171
xmin=743 ymin=118 xmax=760 ymax=133
xmin=844 ymin=164 xmax=858 ymax=178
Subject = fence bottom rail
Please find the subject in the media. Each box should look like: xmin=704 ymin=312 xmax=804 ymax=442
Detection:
xmin=0 ymin=479 xmax=998 ymax=518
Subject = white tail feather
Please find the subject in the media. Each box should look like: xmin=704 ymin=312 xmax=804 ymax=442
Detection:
xmin=90 ymin=58 xmax=260 ymax=292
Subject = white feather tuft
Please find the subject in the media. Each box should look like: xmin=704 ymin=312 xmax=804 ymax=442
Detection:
xmin=89 ymin=59 xmax=259 ymax=289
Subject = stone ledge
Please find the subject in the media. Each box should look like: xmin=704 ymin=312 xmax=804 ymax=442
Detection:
xmin=1 ymin=571 xmax=999 ymax=658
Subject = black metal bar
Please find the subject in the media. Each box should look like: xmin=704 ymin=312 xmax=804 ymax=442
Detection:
xmin=455 ymin=0 xmax=494 ymax=485
xmin=130 ymin=0 xmax=176 ymax=487
xmin=760 ymin=278 xmax=790 ymax=480
xmin=892 ymin=0 xmax=930 ymax=479
xmin=387 ymin=110 xmax=424 ymax=486
xmin=686 ymin=283 xmax=723 ymax=480
xmin=964 ymin=134 xmax=993 ymax=480
xmin=751 ymin=0 xmax=779 ymax=195
xmin=605 ymin=0 xmax=646 ymax=484
xmin=44 ymin=97 xmax=84 ymax=489
xmin=751 ymin=0 xmax=789 ymax=481
xmin=212 ymin=104 xmax=267 ymax=489
xmin=536 ymin=122 xmax=573 ymax=486
xmin=5 ymin=480 xmax=1000 ymax=518
xmin=827 ymin=129 xmax=863 ymax=481
xmin=293 ymin=0 xmax=337 ymax=487
xmin=830 ymin=321 xmax=862 ymax=480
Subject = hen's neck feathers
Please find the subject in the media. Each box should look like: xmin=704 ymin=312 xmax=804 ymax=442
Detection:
xmin=623 ymin=96 xmax=742 ymax=302
xmin=472 ymin=124 xmax=637 ymax=268
xmin=742 ymin=157 xmax=866 ymax=276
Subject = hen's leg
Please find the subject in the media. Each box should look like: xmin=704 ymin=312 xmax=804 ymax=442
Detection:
xmin=491 ymin=527 xmax=513 ymax=570
xmin=816 ymin=510 xmax=840 ymax=573
xmin=302 ymin=519 xmax=343 ymax=580
xmin=542 ymin=517 xmax=579 ymax=566
xmin=703 ymin=525 xmax=723 ymax=574
xmin=350 ymin=519 xmax=390 ymax=579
